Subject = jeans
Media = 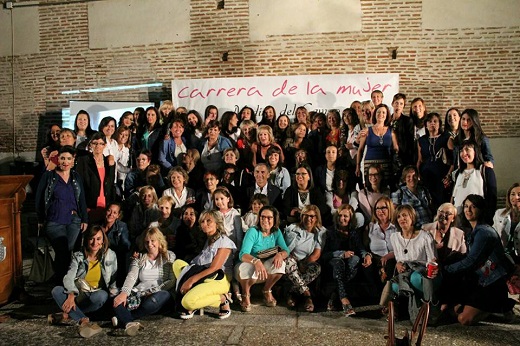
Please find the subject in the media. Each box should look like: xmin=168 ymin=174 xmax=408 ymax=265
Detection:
xmin=114 ymin=290 xmax=172 ymax=327
xmin=51 ymin=286 xmax=108 ymax=322
xmin=46 ymin=215 xmax=81 ymax=282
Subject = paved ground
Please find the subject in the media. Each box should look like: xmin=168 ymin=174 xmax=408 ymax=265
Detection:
xmin=2 ymin=210 xmax=519 ymax=345
xmin=1 ymin=274 xmax=519 ymax=346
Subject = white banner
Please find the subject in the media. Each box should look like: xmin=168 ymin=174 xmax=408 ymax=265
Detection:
xmin=172 ymin=74 xmax=399 ymax=119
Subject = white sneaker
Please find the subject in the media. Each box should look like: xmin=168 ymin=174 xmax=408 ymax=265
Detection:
xmin=125 ymin=322 xmax=142 ymax=336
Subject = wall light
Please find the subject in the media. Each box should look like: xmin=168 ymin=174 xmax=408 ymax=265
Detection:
xmin=61 ymin=82 xmax=163 ymax=95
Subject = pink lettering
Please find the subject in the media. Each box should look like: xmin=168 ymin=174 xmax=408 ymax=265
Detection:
xmin=336 ymin=85 xmax=362 ymax=96
xmin=236 ymin=87 xmax=247 ymax=95
xmin=178 ymin=87 xmax=190 ymax=98
xmin=190 ymin=89 xmax=205 ymax=99
xmin=227 ymin=88 xmax=236 ymax=97
xmin=272 ymin=79 xmax=298 ymax=97
xmin=247 ymin=87 xmax=263 ymax=97
xmin=307 ymin=82 xmax=326 ymax=95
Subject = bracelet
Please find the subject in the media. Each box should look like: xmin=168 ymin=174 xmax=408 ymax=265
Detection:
xmin=251 ymin=258 xmax=259 ymax=265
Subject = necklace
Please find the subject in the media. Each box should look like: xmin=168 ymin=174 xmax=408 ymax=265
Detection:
xmin=428 ymin=135 xmax=440 ymax=162
xmin=373 ymin=126 xmax=386 ymax=145
xmin=462 ymin=168 xmax=474 ymax=188
xmin=298 ymin=191 xmax=309 ymax=204
xmin=402 ymin=232 xmax=415 ymax=254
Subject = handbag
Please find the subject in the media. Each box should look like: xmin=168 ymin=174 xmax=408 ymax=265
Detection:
xmin=257 ymin=246 xmax=282 ymax=259
xmin=379 ymin=280 xmax=394 ymax=307
xmin=28 ymin=228 xmax=54 ymax=283
xmin=127 ymin=291 xmax=142 ymax=310
xmin=75 ymin=278 xmax=101 ymax=293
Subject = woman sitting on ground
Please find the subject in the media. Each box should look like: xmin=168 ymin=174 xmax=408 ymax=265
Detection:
xmin=174 ymin=210 xmax=237 ymax=320
xmin=322 ymin=204 xmax=372 ymax=316
xmin=112 ymin=227 xmax=176 ymax=336
xmin=443 ymin=195 xmax=515 ymax=325
xmin=235 ymin=206 xmax=290 ymax=312
xmin=283 ymin=205 xmax=327 ymax=312
xmin=49 ymin=225 xmax=117 ymax=338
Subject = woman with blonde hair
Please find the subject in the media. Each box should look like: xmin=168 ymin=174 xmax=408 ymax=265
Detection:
xmin=250 ymin=124 xmax=285 ymax=167
xmin=174 ymin=210 xmax=237 ymax=320
xmin=112 ymin=227 xmax=176 ymax=336
xmin=283 ymin=204 xmax=327 ymax=312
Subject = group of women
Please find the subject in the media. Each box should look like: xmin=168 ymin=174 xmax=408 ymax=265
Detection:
xmin=36 ymin=95 xmax=518 ymax=337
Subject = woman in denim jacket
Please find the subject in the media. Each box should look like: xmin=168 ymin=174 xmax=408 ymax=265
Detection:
xmin=444 ymin=194 xmax=515 ymax=325
xmin=49 ymin=225 xmax=117 ymax=338
xmin=35 ymin=145 xmax=88 ymax=283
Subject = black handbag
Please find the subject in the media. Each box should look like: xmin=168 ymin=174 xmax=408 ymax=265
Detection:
xmin=28 ymin=229 xmax=55 ymax=283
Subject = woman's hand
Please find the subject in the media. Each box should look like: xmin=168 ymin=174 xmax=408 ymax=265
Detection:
xmin=396 ymin=262 xmax=407 ymax=273
xmin=107 ymin=155 xmax=115 ymax=166
xmin=381 ymin=252 xmax=394 ymax=266
xmin=362 ymin=254 xmax=372 ymax=268
xmin=62 ymin=293 xmax=76 ymax=313
xmin=180 ymin=277 xmax=196 ymax=294
xmin=343 ymin=251 xmax=355 ymax=259
xmin=254 ymin=260 xmax=268 ymax=281
xmin=355 ymin=165 xmax=361 ymax=177
xmin=113 ymin=292 xmax=128 ymax=307
xmin=272 ymin=252 xmax=284 ymax=269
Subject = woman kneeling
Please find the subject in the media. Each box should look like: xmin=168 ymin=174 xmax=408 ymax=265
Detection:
xmin=174 ymin=210 xmax=237 ymax=320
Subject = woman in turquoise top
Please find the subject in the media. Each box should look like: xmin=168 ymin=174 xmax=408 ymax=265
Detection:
xmin=235 ymin=206 xmax=289 ymax=312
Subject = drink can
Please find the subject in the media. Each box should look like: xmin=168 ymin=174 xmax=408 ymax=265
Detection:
xmin=427 ymin=261 xmax=438 ymax=278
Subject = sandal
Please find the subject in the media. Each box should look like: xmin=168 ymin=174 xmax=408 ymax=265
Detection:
xmin=240 ymin=294 xmax=251 ymax=312
xmin=327 ymin=292 xmax=338 ymax=311
xmin=286 ymin=293 xmax=296 ymax=308
xmin=304 ymin=297 xmax=314 ymax=312
xmin=219 ymin=296 xmax=232 ymax=320
xmin=263 ymin=290 xmax=277 ymax=307
xmin=342 ymin=304 xmax=356 ymax=317
xmin=180 ymin=310 xmax=197 ymax=320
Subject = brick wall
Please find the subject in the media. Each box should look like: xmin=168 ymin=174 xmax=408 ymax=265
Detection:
xmin=1 ymin=0 xmax=519 ymax=154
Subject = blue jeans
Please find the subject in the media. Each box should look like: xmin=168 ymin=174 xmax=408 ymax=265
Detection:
xmin=114 ymin=290 xmax=172 ymax=327
xmin=51 ymin=286 xmax=108 ymax=322
xmin=46 ymin=215 xmax=81 ymax=282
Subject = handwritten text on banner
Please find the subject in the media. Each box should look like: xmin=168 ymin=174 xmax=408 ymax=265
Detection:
xmin=172 ymin=74 xmax=399 ymax=118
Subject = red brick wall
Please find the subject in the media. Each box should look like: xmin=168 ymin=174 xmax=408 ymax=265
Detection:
xmin=1 ymin=0 xmax=519 ymax=153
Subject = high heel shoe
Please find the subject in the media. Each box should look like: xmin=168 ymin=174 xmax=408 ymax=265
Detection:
xmin=342 ymin=304 xmax=356 ymax=317
xmin=219 ymin=296 xmax=232 ymax=319
xmin=180 ymin=310 xmax=198 ymax=320
xmin=263 ymin=290 xmax=277 ymax=307
xmin=240 ymin=294 xmax=251 ymax=312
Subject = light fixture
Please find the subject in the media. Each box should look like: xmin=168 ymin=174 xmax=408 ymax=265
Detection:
xmin=61 ymin=82 xmax=163 ymax=95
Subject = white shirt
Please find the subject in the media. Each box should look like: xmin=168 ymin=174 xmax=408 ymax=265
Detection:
xmin=163 ymin=186 xmax=187 ymax=208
